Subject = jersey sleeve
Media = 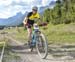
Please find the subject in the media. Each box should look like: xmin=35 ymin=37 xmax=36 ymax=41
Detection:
xmin=27 ymin=12 xmax=33 ymax=18
xmin=37 ymin=13 xmax=40 ymax=19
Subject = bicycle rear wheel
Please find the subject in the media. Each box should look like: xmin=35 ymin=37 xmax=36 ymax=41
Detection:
xmin=36 ymin=33 xmax=48 ymax=59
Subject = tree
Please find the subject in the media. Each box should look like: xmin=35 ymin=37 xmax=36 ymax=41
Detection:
xmin=43 ymin=0 xmax=75 ymax=24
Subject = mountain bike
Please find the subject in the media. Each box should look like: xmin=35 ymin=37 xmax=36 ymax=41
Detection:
xmin=29 ymin=23 xmax=48 ymax=59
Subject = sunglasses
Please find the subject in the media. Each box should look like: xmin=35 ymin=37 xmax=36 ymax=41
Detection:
xmin=32 ymin=9 xmax=37 ymax=11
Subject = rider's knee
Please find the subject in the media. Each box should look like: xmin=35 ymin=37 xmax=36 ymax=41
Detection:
xmin=27 ymin=28 xmax=32 ymax=34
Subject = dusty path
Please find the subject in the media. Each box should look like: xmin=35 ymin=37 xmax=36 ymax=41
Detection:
xmin=6 ymin=36 xmax=75 ymax=62
xmin=0 ymin=32 xmax=75 ymax=62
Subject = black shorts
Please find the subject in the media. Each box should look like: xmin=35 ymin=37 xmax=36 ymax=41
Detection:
xmin=27 ymin=19 xmax=34 ymax=28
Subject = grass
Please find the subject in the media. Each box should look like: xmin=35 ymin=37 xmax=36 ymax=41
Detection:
xmin=0 ymin=41 xmax=6 ymax=48
xmin=0 ymin=43 xmax=4 ymax=48
xmin=3 ymin=27 xmax=28 ymax=42
xmin=3 ymin=23 xmax=75 ymax=44
xmin=41 ymin=23 xmax=75 ymax=44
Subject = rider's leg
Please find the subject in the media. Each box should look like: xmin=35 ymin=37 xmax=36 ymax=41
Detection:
xmin=27 ymin=20 xmax=34 ymax=42
xmin=27 ymin=27 xmax=32 ymax=42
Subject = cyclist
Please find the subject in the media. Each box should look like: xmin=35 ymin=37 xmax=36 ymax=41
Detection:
xmin=23 ymin=6 xmax=40 ymax=46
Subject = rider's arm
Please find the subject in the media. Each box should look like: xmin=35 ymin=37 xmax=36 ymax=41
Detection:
xmin=23 ymin=17 xmax=28 ymax=24
xmin=23 ymin=12 xmax=32 ymax=24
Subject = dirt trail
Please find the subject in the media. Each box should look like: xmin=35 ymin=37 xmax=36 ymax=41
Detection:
xmin=6 ymin=36 xmax=75 ymax=62
xmin=0 ymin=32 xmax=75 ymax=62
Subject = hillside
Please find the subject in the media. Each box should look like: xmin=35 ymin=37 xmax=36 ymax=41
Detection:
xmin=43 ymin=0 xmax=75 ymax=24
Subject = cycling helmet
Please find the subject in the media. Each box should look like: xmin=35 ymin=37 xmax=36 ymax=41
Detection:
xmin=32 ymin=6 xmax=38 ymax=11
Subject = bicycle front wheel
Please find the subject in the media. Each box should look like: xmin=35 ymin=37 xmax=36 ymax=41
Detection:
xmin=36 ymin=33 xmax=48 ymax=59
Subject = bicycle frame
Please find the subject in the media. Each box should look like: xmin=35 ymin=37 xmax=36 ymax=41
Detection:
xmin=30 ymin=23 xmax=48 ymax=59
xmin=31 ymin=24 xmax=40 ymax=46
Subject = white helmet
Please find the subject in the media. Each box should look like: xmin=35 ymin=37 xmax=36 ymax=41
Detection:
xmin=32 ymin=6 xmax=38 ymax=11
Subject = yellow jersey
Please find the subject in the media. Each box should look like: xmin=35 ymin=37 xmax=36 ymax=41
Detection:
xmin=27 ymin=12 xmax=40 ymax=20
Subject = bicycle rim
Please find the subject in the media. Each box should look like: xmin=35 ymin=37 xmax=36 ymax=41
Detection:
xmin=36 ymin=33 xmax=48 ymax=59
